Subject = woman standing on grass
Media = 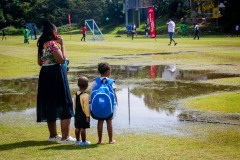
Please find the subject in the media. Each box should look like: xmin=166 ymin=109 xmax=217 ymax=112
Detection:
xmin=36 ymin=18 xmax=75 ymax=143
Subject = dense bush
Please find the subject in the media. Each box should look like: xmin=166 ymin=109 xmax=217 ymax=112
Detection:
xmin=3 ymin=26 xmax=23 ymax=35
xmin=57 ymin=23 xmax=80 ymax=33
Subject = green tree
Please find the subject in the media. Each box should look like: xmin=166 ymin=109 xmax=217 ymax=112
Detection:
xmin=22 ymin=0 xmax=69 ymax=26
xmin=155 ymin=0 xmax=190 ymax=18
xmin=103 ymin=0 xmax=124 ymax=25
xmin=0 ymin=0 xmax=25 ymax=28
xmin=220 ymin=0 xmax=240 ymax=31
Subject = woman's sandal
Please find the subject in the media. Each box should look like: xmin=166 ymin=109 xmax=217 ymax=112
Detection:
xmin=97 ymin=141 xmax=104 ymax=144
xmin=109 ymin=140 xmax=116 ymax=144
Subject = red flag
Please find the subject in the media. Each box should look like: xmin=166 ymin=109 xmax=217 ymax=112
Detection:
xmin=150 ymin=65 xmax=156 ymax=78
xmin=147 ymin=7 xmax=156 ymax=38
xmin=150 ymin=53 xmax=156 ymax=78
xmin=68 ymin=14 xmax=71 ymax=40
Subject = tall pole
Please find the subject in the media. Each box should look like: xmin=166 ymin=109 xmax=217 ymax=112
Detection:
xmin=125 ymin=0 xmax=128 ymax=26
xmin=216 ymin=0 xmax=219 ymax=28
xmin=68 ymin=14 xmax=71 ymax=40
xmin=127 ymin=67 xmax=130 ymax=127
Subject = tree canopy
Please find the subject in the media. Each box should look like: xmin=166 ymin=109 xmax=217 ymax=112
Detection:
xmin=0 ymin=0 xmax=239 ymax=31
xmin=0 ymin=0 xmax=124 ymax=28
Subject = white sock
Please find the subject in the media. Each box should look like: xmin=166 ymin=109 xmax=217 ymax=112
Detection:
xmin=146 ymin=33 xmax=148 ymax=37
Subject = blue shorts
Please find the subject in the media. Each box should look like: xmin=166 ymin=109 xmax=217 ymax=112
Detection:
xmin=169 ymin=32 xmax=174 ymax=39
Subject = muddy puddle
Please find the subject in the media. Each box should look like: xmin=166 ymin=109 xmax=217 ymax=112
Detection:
xmin=102 ymin=51 xmax=198 ymax=61
xmin=0 ymin=65 xmax=240 ymax=135
xmin=114 ymin=51 xmax=197 ymax=56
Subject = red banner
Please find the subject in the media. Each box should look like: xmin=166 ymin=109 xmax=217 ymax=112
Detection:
xmin=68 ymin=14 xmax=72 ymax=39
xmin=150 ymin=65 xmax=156 ymax=78
xmin=147 ymin=7 xmax=156 ymax=38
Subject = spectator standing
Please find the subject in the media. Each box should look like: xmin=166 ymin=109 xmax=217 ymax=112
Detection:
xmin=235 ymin=25 xmax=239 ymax=37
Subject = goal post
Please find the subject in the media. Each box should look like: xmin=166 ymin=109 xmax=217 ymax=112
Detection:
xmin=85 ymin=19 xmax=106 ymax=41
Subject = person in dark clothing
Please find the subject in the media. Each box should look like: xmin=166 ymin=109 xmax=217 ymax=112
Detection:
xmin=131 ymin=23 xmax=136 ymax=40
xmin=194 ymin=23 xmax=200 ymax=40
xmin=74 ymin=76 xmax=91 ymax=146
xmin=2 ymin=29 xmax=7 ymax=41
xmin=34 ymin=26 xmax=38 ymax=40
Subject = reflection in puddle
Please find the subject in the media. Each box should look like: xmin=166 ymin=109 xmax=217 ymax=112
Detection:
xmin=0 ymin=65 xmax=240 ymax=134
xmin=102 ymin=51 xmax=198 ymax=61
xmin=114 ymin=51 xmax=197 ymax=57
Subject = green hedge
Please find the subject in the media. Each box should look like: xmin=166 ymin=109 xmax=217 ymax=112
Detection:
xmin=57 ymin=23 xmax=80 ymax=33
xmin=3 ymin=26 xmax=23 ymax=35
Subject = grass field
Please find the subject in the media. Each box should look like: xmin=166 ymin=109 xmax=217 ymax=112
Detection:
xmin=184 ymin=92 xmax=240 ymax=113
xmin=0 ymin=34 xmax=240 ymax=159
xmin=1 ymin=34 xmax=240 ymax=79
xmin=0 ymin=123 xmax=239 ymax=160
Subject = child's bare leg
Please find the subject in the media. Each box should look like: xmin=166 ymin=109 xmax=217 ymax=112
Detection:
xmin=97 ymin=120 xmax=104 ymax=144
xmin=47 ymin=121 xmax=57 ymax=138
xmin=106 ymin=119 xmax=115 ymax=144
xmin=75 ymin=128 xmax=80 ymax=141
xmin=80 ymin=128 xmax=86 ymax=142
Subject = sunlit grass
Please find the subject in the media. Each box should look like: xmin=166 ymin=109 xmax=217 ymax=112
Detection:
xmin=184 ymin=92 xmax=240 ymax=113
xmin=0 ymin=123 xmax=239 ymax=160
xmin=201 ymin=77 xmax=240 ymax=86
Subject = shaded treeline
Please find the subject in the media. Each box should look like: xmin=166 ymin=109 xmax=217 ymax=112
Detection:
xmin=0 ymin=0 xmax=239 ymax=31
xmin=0 ymin=0 xmax=124 ymax=28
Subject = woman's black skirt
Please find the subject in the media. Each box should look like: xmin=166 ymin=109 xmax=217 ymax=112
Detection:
xmin=37 ymin=64 xmax=74 ymax=122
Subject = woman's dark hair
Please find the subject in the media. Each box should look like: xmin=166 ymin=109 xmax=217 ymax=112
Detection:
xmin=37 ymin=18 xmax=56 ymax=57
xmin=98 ymin=63 xmax=111 ymax=74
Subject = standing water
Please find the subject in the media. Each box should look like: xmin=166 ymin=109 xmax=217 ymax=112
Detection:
xmin=0 ymin=65 xmax=239 ymax=135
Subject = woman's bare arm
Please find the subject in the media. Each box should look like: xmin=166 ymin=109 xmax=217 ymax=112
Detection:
xmin=38 ymin=56 xmax=42 ymax=66
xmin=51 ymin=36 xmax=66 ymax=64
xmin=114 ymin=89 xmax=118 ymax=104
xmin=51 ymin=46 xmax=66 ymax=64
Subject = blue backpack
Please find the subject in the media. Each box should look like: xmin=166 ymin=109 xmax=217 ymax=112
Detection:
xmin=90 ymin=78 xmax=115 ymax=120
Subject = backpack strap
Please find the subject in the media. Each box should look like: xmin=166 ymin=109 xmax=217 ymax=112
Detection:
xmin=101 ymin=78 xmax=108 ymax=84
xmin=94 ymin=78 xmax=102 ymax=85
xmin=107 ymin=78 xmax=115 ymax=85
xmin=94 ymin=77 xmax=115 ymax=85
xmin=79 ymin=91 xmax=86 ymax=96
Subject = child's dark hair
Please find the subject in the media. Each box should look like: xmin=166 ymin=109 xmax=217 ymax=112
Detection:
xmin=78 ymin=76 xmax=88 ymax=90
xmin=98 ymin=63 xmax=111 ymax=74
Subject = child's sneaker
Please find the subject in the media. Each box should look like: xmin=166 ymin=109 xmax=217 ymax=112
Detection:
xmin=80 ymin=141 xmax=91 ymax=146
xmin=174 ymin=42 xmax=178 ymax=46
xmin=59 ymin=136 xmax=76 ymax=144
xmin=168 ymin=44 xmax=171 ymax=46
xmin=48 ymin=134 xmax=62 ymax=142
xmin=75 ymin=140 xmax=82 ymax=145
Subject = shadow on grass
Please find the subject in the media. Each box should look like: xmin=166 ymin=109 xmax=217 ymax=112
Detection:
xmin=0 ymin=141 xmax=57 ymax=151
xmin=41 ymin=143 xmax=99 ymax=150
xmin=0 ymin=141 xmax=99 ymax=151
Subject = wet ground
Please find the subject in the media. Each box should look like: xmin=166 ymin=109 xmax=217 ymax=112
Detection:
xmin=0 ymin=65 xmax=240 ymax=135
xmin=101 ymin=52 xmax=195 ymax=61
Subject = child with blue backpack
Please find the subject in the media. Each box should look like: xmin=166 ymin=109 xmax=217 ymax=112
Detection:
xmin=91 ymin=63 xmax=118 ymax=144
xmin=74 ymin=76 xmax=91 ymax=146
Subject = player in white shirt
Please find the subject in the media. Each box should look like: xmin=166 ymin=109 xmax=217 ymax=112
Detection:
xmin=194 ymin=23 xmax=200 ymax=40
xmin=166 ymin=19 xmax=177 ymax=46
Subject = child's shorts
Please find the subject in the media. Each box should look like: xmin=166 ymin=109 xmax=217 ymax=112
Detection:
xmin=75 ymin=120 xmax=90 ymax=129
